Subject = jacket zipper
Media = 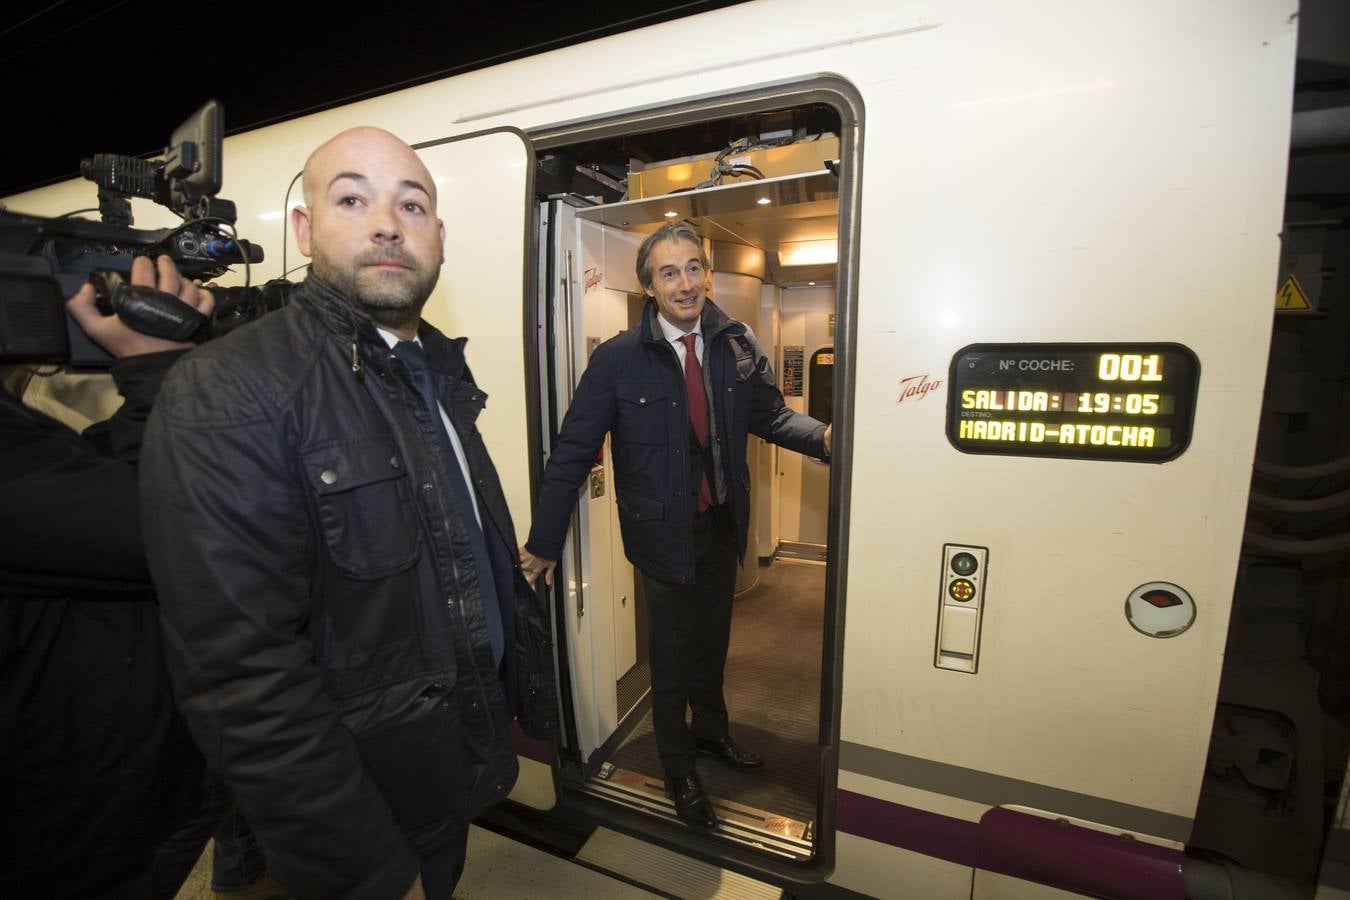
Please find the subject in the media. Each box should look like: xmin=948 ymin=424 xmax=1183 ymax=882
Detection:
xmin=388 ymin=358 xmax=499 ymax=734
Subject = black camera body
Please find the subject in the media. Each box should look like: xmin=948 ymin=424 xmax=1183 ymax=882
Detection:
xmin=0 ymin=100 xmax=265 ymax=368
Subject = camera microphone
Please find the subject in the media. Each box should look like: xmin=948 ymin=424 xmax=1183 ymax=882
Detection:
xmin=79 ymin=154 xmax=161 ymax=203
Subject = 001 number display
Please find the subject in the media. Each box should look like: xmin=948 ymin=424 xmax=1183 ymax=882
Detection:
xmin=1098 ymin=353 xmax=1163 ymax=382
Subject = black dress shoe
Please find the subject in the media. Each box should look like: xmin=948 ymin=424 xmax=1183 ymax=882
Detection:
xmin=665 ymin=772 xmax=718 ymax=830
xmin=694 ymin=735 xmax=764 ymax=771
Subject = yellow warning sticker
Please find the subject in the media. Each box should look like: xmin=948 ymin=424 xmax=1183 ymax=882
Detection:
xmin=1276 ymin=275 xmax=1313 ymax=311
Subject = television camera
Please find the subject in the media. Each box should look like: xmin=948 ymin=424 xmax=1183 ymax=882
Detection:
xmin=0 ymin=100 xmax=265 ymax=367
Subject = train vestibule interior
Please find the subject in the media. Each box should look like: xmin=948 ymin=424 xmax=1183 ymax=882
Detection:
xmin=535 ymin=102 xmax=844 ymax=861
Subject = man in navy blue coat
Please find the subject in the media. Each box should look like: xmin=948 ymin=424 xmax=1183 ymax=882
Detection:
xmin=521 ymin=221 xmax=830 ymax=829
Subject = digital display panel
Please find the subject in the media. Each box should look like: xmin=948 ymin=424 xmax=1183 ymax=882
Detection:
xmin=947 ymin=344 xmax=1199 ymax=462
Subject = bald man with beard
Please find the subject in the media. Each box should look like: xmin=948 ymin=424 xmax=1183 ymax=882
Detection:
xmin=141 ymin=127 xmax=555 ymax=899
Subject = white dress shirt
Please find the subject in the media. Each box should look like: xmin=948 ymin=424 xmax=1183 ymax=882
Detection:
xmin=656 ymin=313 xmax=704 ymax=367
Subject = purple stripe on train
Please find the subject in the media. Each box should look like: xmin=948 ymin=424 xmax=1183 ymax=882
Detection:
xmin=835 ymin=789 xmax=981 ymax=867
xmin=836 ymin=790 xmax=1183 ymax=899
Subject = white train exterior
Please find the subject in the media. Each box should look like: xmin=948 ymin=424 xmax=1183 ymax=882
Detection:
xmin=4 ymin=2 xmax=1299 ymax=897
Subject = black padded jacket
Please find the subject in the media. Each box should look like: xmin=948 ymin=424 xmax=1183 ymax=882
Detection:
xmin=141 ymin=275 xmax=555 ymax=899
xmin=0 ymin=352 xmax=203 ymax=898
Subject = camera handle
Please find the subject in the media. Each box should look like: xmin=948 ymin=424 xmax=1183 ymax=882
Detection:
xmin=92 ymin=269 xmax=207 ymax=342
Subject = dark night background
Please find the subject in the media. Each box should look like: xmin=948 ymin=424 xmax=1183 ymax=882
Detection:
xmin=0 ymin=0 xmax=743 ymax=198
xmin=8 ymin=1 xmax=1349 ymax=203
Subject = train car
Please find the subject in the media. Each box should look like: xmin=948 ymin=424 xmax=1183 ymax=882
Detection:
xmin=3 ymin=1 xmax=1311 ymax=896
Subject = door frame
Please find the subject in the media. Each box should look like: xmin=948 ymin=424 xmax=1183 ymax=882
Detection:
xmin=527 ymin=75 xmax=865 ymax=881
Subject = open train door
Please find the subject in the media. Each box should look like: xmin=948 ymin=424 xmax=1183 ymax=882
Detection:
xmin=533 ymin=197 xmax=640 ymax=772
xmin=413 ymin=129 xmax=536 ymax=535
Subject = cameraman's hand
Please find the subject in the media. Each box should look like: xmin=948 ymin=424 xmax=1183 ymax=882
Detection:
xmin=65 ymin=255 xmax=215 ymax=359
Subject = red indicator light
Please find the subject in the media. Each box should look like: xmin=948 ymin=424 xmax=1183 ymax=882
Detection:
xmin=949 ymin=579 xmax=976 ymax=602
xmin=1142 ymin=591 xmax=1182 ymax=609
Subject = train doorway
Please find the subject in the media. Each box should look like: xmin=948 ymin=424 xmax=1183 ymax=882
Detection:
xmin=530 ymin=94 xmax=855 ymax=869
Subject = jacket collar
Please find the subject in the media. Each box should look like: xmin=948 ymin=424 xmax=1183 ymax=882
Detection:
xmin=640 ymin=298 xmax=739 ymax=347
xmin=294 ymin=272 xmax=467 ymax=381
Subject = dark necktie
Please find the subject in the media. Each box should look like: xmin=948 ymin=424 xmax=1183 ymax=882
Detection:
xmin=679 ymin=333 xmax=714 ymax=513
xmin=391 ymin=340 xmax=505 ymax=667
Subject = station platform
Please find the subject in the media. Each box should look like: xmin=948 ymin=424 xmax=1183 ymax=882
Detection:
xmin=173 ymin=825 xmax=663 ymax=899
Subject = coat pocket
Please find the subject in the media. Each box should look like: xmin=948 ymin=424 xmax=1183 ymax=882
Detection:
xmin=353 ymin=683 xmax=466 ymax=833
xmin=615 ymin=487 xmax=666 ymax=524
xmin=614 ymin=382 xmax=668 ymax=445
xmin=615 ymin=487 xmax=668 ymax=558
xmin=301 ymin=439 xmax=421 ymax=579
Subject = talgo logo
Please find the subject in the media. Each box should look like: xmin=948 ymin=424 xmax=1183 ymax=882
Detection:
xmin=582 ymin=266 xmax=604 ymax=293
xmin=897 ymin=374 xmax=942 ymax=405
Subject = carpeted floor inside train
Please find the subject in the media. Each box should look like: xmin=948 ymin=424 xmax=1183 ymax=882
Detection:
xmin=606 ymin=559 xmax=826 ymax=825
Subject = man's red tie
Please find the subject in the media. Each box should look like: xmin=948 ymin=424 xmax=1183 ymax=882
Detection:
xmin=679 ymin=333 xmax=714 ymax=513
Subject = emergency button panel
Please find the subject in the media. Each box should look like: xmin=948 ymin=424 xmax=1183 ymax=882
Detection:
xmin=935 ymin=544 xmax=989 ymax=673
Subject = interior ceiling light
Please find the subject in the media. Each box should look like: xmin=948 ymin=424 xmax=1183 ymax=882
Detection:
xmin=778 ymin=240 xmax=838 ymax=266
xmin=757 ymin=197 xmax=771 ymax=205
xmin=664 ymin=210 xmax=678 ymax=218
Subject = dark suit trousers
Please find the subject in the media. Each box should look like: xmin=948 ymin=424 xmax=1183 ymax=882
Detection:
xmin=420 ymin=825 xmax=470 ymax=898
xmin=641 ymin=506 xmax=738 ymax=778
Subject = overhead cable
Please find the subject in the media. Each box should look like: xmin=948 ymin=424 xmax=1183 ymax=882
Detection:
xmin=1248 ymin=487 xmax=1350 ymax=512
xmin=1254 ymin=454 xmax=1350 ymax=479
xmin=1243 ymin=530 xmax=1350 ymax=556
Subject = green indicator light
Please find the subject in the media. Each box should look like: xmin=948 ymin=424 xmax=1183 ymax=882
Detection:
xmin=951 ymin=552 xmax=978 ymax=576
